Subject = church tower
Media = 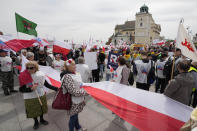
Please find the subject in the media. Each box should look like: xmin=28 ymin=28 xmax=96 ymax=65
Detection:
xmin=135 ymin=4 xmax=161 ymax=45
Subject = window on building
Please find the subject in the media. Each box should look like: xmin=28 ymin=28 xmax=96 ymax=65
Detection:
xmin=140 ymin=23 xmax=143 ymax=27
xmin=141 ymin=18 xmax=143 ymax=21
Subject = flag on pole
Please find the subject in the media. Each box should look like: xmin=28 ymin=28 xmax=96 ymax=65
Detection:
xmin=53 ymin=41 xmax=72 ymax=55
xmin=15 ymin=13 xmax=37 ymax=37
xmin=176 ymin=20 xmax=197 ymax=61
xmin=4 ymin=39 xmax=36 ymax=52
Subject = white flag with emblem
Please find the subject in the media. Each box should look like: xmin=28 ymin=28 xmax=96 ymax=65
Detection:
xmin=176 ymin=20 xmax=197 ymax=61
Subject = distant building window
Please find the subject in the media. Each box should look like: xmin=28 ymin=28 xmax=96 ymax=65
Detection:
xmin=140 ymin=23 xmax=143 ymax=27
xmin=141 ymin=18 xmax=143 ymax=21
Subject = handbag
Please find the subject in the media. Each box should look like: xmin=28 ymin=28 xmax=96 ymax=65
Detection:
xmin=52 ymin=87 xmax=72 ymax=110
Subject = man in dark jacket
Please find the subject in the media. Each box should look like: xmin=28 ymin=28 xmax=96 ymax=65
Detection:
xmin=189 ymin=62 xmax=197 ymax=107
xmin=164 ymin=60 xmax=194 ymax=105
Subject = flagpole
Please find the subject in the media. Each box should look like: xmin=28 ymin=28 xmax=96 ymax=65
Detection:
xmin=17 ymin=32 xmax=19 ymax=39
xmin=170 ymin=57 xmax=175 ymax=80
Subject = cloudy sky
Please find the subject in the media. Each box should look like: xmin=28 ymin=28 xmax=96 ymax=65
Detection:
xmin=0 ymin=0 xmax=197 ymax=43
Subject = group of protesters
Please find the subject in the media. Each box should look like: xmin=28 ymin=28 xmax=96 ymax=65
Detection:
xmin=1 ymin=40 xmax=197 ymax=131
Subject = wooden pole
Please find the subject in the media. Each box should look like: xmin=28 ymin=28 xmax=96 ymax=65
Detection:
xmin=171 ymin=57 xmax=175 ymax=80
xmin=35 ymin=90 xmax=43 ymax=106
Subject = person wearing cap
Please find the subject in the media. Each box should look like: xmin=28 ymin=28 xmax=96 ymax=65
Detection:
xmin=0 ymin=49 xmax=17 ymax=95
xmin=52 ymin=54 xmax=64 ymax=72
xmin=155 ymin=53 xmax=168 ymax=93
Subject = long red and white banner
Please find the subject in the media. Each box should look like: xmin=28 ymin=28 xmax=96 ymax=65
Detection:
xmin=82 ymin=82 xmax=193 ymax=131
xmin=20 ymin=57 xmax=192 ymax=130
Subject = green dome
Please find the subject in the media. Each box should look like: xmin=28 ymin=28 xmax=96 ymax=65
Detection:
xmin=140 ymin=4 xmax=149 ymax=13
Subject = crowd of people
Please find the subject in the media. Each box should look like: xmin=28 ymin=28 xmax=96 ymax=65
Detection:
xmin=0 ymin=42 xmax=197 ymax=130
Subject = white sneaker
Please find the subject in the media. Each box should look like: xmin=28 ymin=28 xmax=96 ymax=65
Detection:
xmin=78 ymin=128 xmax=87 ymax=131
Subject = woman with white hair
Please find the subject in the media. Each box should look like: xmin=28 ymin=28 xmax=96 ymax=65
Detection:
xmin=26 ymin=52 xmax=34 ymax=61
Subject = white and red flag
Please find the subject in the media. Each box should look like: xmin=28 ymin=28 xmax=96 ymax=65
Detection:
xmin=53 ymin=41 xmax=72 ymax=55
xmin=0 ymin=35 xmax=36 ymax=52
xmin=83 ymin=82 xmax=193 ymax=131
xmin=19 ymin=55 xmax=192 ymax=131
xmin=152 ymin=39 xmax=165 ymax=46
xmin=176 ymin=20 xmax=197 ymax=61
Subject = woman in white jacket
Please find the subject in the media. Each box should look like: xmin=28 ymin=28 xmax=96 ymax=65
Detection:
xmin=19 ymin=61 xmax=57 ymax=130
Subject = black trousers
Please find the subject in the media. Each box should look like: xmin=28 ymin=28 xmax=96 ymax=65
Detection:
xmin=190 ymin=90 xmax=197 ymax=108
xmin=155 ymin=78 xmax=167 ymax=93
xmin=136 ymin=82 xmax=149 ymax=91
xmin=92 ymin=69 xmax=100 ymax=82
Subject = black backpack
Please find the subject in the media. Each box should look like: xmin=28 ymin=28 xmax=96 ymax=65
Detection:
xmin=147 ymin=60 xmax=156 ymax=84
xmin=128 ymin=71 xmax=134 ymax=85
xmin=163 ymin=58 xmax=173 ymax=77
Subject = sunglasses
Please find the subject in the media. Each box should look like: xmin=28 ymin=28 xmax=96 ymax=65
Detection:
xmin=27 ymin=67 xmax=35 ymax=70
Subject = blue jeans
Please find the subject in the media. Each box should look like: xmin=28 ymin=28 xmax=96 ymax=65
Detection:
xmin=99 ymin=64 xmax=104 ymax=78
xmin=69 ymin=114 xmax=81 ymax=131
xmin=106 ymin=73 xmax=111 ymax=81
xmin=106 ymin=73 xmax=114 ymax=81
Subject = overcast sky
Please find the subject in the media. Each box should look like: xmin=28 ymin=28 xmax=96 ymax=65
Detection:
xmin=0 ymin=0 xmax=197 ymax=43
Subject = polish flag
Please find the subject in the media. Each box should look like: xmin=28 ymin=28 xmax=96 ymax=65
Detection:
xmin=20 ymin=55 xmax=61 ymax=88
xmin=20 ymin=57 xmax=193 ymax=131
xmin=39 ymin=66 xmax=61 ymax=88
xmin=83 ymin=82 xmax=193 ymax=131
xmin=176 ymin=20 xmax=197 ymax=61
xmin=5 ymin=39 xmax=36 ymax=52
xmin=53 ymin=41 xmax=72 ymax=55
xmin=0 ymin=35 xmax=36 ymax=52
xmin=152 ymin=39 xmax=165 ymax=46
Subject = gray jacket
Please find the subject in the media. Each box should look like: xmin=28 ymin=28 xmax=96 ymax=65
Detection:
xmin=120 ymin=66 xmax=130 ymax=85
xmin=164 ymin=72 xmax=195 ymax=105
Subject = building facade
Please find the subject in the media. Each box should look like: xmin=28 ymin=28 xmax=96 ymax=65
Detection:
xmin=111 ymin=5 xmax=161 ymax=46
